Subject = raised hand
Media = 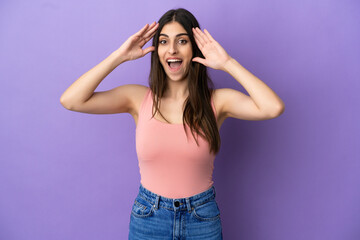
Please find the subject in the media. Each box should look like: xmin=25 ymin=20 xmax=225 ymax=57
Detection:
xmin=117 ymin=22 xmax=159 ymax=61
xmin=192 ymin=27 xmax=231 ymax=71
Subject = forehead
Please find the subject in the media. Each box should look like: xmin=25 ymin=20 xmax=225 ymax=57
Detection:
xmin=160 ymin=21 xmax=187 ymax=37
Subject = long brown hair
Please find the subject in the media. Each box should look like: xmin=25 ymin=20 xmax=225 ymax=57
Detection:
xmin=148 ymin=8 xmax=221 ymax=155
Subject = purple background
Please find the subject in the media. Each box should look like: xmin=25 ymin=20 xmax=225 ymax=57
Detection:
xmin=1 ymin=0 xmax=359 ymax=239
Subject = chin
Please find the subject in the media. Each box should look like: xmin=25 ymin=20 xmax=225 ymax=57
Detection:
xmin=167 ymin=71 xmax=190 ymax=82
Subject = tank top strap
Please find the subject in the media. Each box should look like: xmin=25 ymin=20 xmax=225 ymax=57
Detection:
xmin=138 ymin=87 xmax=152 ymax=122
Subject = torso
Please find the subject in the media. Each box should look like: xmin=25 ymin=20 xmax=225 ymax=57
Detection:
xmin=129 ymin=85 xmax=226 ymax=130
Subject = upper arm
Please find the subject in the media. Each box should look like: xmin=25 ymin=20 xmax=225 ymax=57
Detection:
xmin=216 ymin=88 xmax=278 ymax=121
xmin=62 ymin=84 xmax=147 ymax=114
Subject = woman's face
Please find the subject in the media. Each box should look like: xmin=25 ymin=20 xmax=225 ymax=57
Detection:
xmin=158 ymin=21 xmax=193 ymax=82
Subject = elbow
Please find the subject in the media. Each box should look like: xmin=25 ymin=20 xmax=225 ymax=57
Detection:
xmin=60 ymin=96 xmax=73 ymax=110
xmin=270 ymin=104 xmax=285 ymax=118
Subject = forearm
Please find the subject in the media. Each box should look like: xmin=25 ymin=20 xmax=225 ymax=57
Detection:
xmin=60 ymin=49 xmax=126 ymax=108
xmin=223 ymin=57 xmax=285 ymax=114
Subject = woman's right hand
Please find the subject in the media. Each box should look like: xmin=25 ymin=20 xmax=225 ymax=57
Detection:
xmin=116 ymin=22 xmax=159 ymax=62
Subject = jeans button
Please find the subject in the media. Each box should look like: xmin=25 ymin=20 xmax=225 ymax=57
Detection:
xmin=174 ymin=201 xmax=180 ymax=207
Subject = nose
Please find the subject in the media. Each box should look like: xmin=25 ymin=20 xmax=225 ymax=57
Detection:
xmin=168 ymin=41 xmax=177 ymax=54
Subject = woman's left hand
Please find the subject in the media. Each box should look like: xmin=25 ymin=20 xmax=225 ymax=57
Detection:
xmin=192 ymin=27 xmax=232 ymax=71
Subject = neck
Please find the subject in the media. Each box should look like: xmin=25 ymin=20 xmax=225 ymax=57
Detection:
xmin=164 ymin=77 xmax=189 ymax=100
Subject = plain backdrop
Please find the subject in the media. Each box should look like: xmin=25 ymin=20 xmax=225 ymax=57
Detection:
xmin=0 ymin=0 xmax=359 ymax=239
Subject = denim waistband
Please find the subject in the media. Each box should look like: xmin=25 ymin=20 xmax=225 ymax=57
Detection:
xmin=137 ymin=183 xmax=216 ymax=212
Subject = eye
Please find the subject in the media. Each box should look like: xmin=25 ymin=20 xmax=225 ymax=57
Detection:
xmin=159 ymin=39 xmax=167 ymax=44
xmin=179 ymin=39 xmax=188 ymax=44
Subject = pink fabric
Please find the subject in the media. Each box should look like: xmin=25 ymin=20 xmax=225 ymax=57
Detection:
xmin=135 ymin=87 xmax=218 ymax=198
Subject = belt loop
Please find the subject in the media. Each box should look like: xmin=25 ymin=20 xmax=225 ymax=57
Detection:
xmin=154 ymin=195 xmax=160 ymax=210
xmin=186 ymin=198 xmax=192 ymax=213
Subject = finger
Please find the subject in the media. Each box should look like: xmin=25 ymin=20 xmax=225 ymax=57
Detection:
xmin=142 ymin=23 xmax=158 ymax=42
xmin=144 ymin=31 xmax=156 ymax=43
xmin=193 ymin=33 xmax=203 ymax=50
xmin=192 ymin=28 xmax=201 ymax=44
xmin=144 ymin=25 xmax=159 ymax=43
xmin=204 ymin=29 xmax=215 ymax=42
xmin=134 ymin=24 xmax=150 ymax=37
xmin=136 ymin=22 xmax=158 ymax=46
xmin=195 ymin=27 xmax=210 ymax=45
xmin=142 ymin=46 xmax=155 ymax=56
xmin=192 ymin=28 xmax=205 ymax=47
xmin=145 ymin=21 xmax=157 ymax=34
xmin=192 ymin=57 xmax=206 ymax=66
xmin=195 ymin=27 xmax=210 ymax=44
xmin=143 ymin=22 xmax=159 ymax=39
xmin=149 ymin=21 xmax=156 ymax=28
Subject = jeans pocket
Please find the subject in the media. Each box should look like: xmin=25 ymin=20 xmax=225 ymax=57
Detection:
xmin=131 ymin=195 xmax=154 ymax=218
xmin=192 ymin=198 xmax=221 ymax=221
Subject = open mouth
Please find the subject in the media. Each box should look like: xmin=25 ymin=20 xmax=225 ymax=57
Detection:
xmin=167 ymin=59 xmax=183 ymax=72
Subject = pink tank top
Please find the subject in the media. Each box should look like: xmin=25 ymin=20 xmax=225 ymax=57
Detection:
xmin=135 ymin=87 xmax=218 ymax=198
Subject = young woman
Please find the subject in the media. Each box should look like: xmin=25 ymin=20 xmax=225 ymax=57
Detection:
xmin=60 ymin=8 xmax=284 ymax=240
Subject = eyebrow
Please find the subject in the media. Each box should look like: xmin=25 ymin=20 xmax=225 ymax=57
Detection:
xmin=159 ymin=33 xmax=189 ymax=38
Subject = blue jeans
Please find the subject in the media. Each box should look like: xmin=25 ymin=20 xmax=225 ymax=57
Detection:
xmin=129 ymin=184 xmax=223 ymax=239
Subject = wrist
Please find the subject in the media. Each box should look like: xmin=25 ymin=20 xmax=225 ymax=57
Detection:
xmin=222 ymin=57 xmax=235 ymax=73
xmin=111 ymin=49 xmax=129 ymax=65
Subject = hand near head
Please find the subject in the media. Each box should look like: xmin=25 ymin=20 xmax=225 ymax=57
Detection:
xmin=117 ymin=22 xmax=159 ymax=62
xmin=192 ymin=27 xmax=232 ymax=71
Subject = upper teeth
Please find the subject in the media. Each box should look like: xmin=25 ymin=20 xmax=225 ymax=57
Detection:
xmin=167 ymin=59 xmax=182 ymax=62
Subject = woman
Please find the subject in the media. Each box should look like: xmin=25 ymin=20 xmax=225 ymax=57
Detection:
xmin=60 ymin=8 xmax=284 ymax=240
